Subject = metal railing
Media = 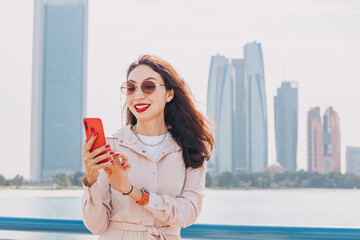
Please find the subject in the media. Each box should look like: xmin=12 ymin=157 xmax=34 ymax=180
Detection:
xmin=1 ymin=217 xmax=360 ymax=239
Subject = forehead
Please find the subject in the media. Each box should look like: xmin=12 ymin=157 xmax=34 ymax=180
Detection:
xmin=128 ymin=64 xmax=163 ymax=83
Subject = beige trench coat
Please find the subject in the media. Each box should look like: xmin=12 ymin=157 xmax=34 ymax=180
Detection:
xmin=82 ymin=125 xmax=206 ymax=240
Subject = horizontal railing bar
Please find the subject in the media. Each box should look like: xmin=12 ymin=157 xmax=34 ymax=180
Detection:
xmin=1 ymin=217 xmax=360 ymax=239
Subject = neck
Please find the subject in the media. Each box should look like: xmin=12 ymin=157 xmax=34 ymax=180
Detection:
xmin=135 ymin=120 xmax=167 ymax=136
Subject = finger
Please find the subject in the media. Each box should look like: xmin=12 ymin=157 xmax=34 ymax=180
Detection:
xmin=89 ymin=144 xmax=111 ymax=159
xmin=124 ymin=162 xmax=131 ymax=173
xmin=112 ymin=153 xmax=122 ymax=164
xmin=117 ymin=153 xmax=128 ymax=166
xmin=84 ymin=133 xmax=98 ymax=152
xmin=95 ymin=161 xmax=112 ymax=172
xmin=92 ymin=152 xmax=114 ymax=165
xmin=103 ymin=166 xmax=111 ymax=176
xmin=120 ymin=157 xmax=128 ymax=167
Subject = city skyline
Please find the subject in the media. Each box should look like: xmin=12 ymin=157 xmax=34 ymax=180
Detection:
xmin=0 ymin=0 xmax=359 ymax=178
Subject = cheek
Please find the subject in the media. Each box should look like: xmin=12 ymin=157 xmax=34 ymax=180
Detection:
xmin=126 ymin=96 xmax=133 ymax=105
xmin=154 ymin=95 xmax=167 ymax=108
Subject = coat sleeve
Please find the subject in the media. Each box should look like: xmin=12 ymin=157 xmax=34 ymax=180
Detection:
xmin=143 ymin=164 xmax=206 ymax=228
xmin=81 ymin=169 xmax=112 ymax=234
xmin=81 ymin=137 xmax=115 ymax=234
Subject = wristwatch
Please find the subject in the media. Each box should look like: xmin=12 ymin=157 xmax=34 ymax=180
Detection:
xmin=136 ymin=188 xmax=150 ymax=206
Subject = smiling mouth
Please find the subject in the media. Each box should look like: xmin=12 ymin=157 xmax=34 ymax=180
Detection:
xmin=134 ymin=104 xmax=150 ymax=112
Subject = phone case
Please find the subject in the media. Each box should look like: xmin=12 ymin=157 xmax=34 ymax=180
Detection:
xmin=83 ymin=118 xmax=110 ymax=164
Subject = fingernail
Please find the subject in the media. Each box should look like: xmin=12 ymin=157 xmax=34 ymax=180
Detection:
xmin=121 ymin=163 xmax=125 ymax=166
xmin=93 ymin=133 xmax=97 ymax=137
xmin=109 ymin=151 xmax=114 ymax=155
xmin=115 ymin=153 xmax=120 ymax=157
xmin=111 ymin=160 xmax=114 ymax=163
xmin=105 ymin=144 xmax=110 ymax=148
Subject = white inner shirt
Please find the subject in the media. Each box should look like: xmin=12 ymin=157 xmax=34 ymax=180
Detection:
xmin=137 ymin=132 xmax=170 ymax=162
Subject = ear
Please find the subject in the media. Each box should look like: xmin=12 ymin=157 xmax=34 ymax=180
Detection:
xmin=166 ymin=89 xmax=174 ymax=102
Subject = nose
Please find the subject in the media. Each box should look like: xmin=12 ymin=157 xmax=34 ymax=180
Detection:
xmin=134 ymin=85 xmax=145 ymax=100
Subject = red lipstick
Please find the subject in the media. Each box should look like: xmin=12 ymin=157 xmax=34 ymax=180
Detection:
xmin=134 ymin=103 xmax=151 ymax=113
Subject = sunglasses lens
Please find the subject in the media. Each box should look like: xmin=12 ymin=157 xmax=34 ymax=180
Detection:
xmin=141 ymin=81 xmax=156 ymax=94
xmin=121 ymin=82 xmax=136 ymax=95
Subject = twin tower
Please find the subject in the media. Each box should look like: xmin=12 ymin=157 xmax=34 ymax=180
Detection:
xmin=207 ymin=42 xmax=268 ymax=175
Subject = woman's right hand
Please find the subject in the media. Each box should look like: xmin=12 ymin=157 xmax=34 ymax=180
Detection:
xmin=82 ymin=133 xmax=113 ymax=187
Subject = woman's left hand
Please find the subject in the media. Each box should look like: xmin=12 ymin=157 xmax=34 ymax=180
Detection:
xmin=106 ymin=150 xmax=132 ymax=194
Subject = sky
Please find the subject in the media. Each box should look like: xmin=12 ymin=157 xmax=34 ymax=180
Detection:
xmin=0 ymin=0 xmax=359 ymax=179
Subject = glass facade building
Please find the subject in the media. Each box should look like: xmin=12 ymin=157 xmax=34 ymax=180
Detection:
xmin=30 ymin=0 xmax=88 ymax=182
xmin=307 ymin=107 xmax=323 ymax=173
xmin=207 ymin=42 xmax=268 ymax=174
xmin=346 ymin=146 xmax=360 ymax=175
xmin=323 ymin=107 xmax=341 ymax=173
xmin=244 ymin=42 xmax=268 ymax=173
xmin=274 ymin=81 xmax=298 ymax=171
xmin=206 ymin=55 xmax=234 ymax=174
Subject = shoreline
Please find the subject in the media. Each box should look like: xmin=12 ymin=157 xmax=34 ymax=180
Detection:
xmin=0 ymin=189 xmax=84 ymax=197
xmin=1 ymin=187 xmax=359 ymax=197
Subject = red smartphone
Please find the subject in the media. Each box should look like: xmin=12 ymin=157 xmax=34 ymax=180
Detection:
xmin=83 ymin=118 xmax=110 ymax=164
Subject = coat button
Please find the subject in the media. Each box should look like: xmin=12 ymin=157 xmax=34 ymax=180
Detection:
xmin=151 ymin=172 xmax=156 ymax=177
xmin=162 ymin=152 xmax=165 ymax=154
xmin=142 ymin=150 xmax=146 ymax=153
xmin=120 ymin=140 xmax=123 ymax=143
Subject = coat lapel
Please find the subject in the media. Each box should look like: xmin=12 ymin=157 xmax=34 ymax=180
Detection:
xmin=111 ymin=125 xmax=182 ymax=161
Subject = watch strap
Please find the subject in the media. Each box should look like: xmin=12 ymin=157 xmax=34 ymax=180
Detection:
xmin=136 ymin=188 xmax=150 ymax=205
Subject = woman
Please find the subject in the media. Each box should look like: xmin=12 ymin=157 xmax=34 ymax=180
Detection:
xmin=81 ymin=55 xmax=214 ymax=239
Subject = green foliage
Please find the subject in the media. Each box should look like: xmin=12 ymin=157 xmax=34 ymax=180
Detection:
xmin=70 ymin=171 xmax=85 ymax=186
xmin=205 ymin=172 xmax=214 ymax=188
xmin=12 ymin=175 xmax=25 ymax=187
xmin=0 ymin=174 xmax=6 ymax=186
xmin=206 ymin=171 xmax=360 ymax=189
xmin=0 ymin=172 xmax=85 ymax=188
xmin=217 ymin=172 xmax=239 ymax=188
xmin=54 ymin=173 xmax=71 ymax=188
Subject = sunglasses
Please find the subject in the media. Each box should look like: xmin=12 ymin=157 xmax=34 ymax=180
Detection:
xmin=120 ymin=80 xmax=165 ymax=95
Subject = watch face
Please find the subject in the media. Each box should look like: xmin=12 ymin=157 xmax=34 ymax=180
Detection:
xmin=142 ymin=188 xmax=150 ymax=194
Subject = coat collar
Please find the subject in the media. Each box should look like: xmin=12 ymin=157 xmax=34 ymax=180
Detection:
xmin=111 ymin=124 xmax=182 ymax=161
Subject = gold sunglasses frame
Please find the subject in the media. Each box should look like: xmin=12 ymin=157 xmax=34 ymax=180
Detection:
xmin=120 ymin=80 xmax=165 ymax=95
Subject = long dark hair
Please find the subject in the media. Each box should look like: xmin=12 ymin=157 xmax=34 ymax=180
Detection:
xmin=125 ymin=55 xmax=214 ymax=169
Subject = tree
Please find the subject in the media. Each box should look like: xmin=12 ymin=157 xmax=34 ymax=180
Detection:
xmin=12 ymin=175 xmax=25 ymax=187
xmin=205 ymin=172 xmax=214 ymax=188
xmin=0 ymin=174 xmax=6 ymax=186
xmin=217 ymin=172 xmax=239 ymax=188
xmin=71 ymin=171 xmax=84 ymax=186
xmin=54 ymin=173 xmax=71 ymax=187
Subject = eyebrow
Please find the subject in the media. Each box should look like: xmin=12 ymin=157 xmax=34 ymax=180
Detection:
xmin=128 ymin=77 xmax=159 ymax=83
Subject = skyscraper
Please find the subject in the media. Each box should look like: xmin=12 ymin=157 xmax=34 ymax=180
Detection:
xmin=231 ymin=59 xmax=248 ymax=173
xmin=207 ymin=41 xmax=267 ymax=174
xmin=323 ymin=107 xmax=341 ymax=173
xmin=30 ymin=0 xmax=88 ymax=182
xmin=346 ymin=146 xmax=360 ymax=175
xmin=307 ymin=107 xmax=323 ymax=173
xmin=274 ymin=81 xmax=298 ymax=171
xmin=244 ymin=42 xmax=268 ymax=173
xmin=206 ymin=55 xmax=234 ymax=174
